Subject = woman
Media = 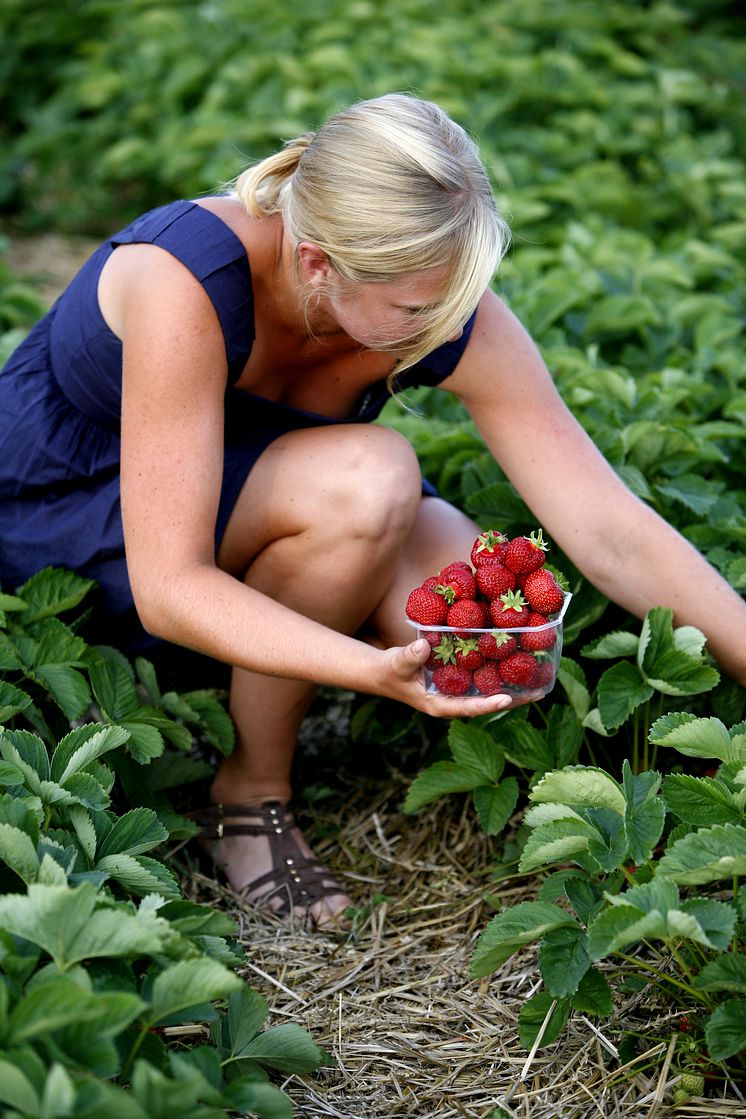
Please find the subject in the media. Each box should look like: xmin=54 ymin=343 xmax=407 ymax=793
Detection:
xmin=1 ymin=93 xmax=744 ymax=928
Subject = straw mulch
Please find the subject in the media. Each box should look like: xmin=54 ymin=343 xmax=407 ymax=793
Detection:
xmin=181 ymin=773 xmax=746 ymax=1119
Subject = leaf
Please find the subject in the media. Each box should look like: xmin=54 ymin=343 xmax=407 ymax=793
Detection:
xmin=239 ymin=1022 xmax=330 ymax=1074
xmin=638 ymin=609 xmax=719 ymax=695
xmin=0 ymin=760 xmax=25 ymax=785
xmin=51 ymin=723 xmax=130 ymax=783
xmin=565 ymin=877 xmax=605 ymax=926
xmin=145 ymin=958 xmax=243 ymax=1026
xmin=17 ymin=567 xmax=95 ymax=621
xmin=119 ymin=721 xmax=165 ymax=763
xmin=518 ymin=991 xmax=571 ymax=1050
xmin=0 ymin=680 xmax=33 ymax=723
xmin=222 ymin=1081 xmax=293 ymax=1119
xmin=694 ymin=954 xmax=746 ymax=994
xmin=41 ymin=1064 xmax=75 ymax=1116
xmin=546 ymin=704 xmax=583 ymax=769
xmin=557 ymin=658 xmax=590 ymax=722
xmin=581 ymin=631 xmax=639 ymax=659
xmin=89 ymin=657 xmax=140 ymax=720
xmin=226 ymin=987 xmax=269 ymax=1056
xmin=7 ymin=979 xmax=110 ymax=1042
xmin=656 ymin=474 xmax=725 ymax=516
xmin=62 ymin=771 xmax=110 ymax=811
xmin=0 ymin=728 xmax=50 ymax=783
xmin=96 ymin=808 xmax=169 ymax=858
xmin=160 ymin=899 xmax=237 ymax=938
xmin=622 ymin=762 xmax=666 ymax=865
xmin=473 ymin=778 xmax=519 ymax=836
xmin=587 ymin=904 xmax=665 ymax=960
xmin=662 ymin=774 xmax=741 ymax=826
xmin=656 ymin=823 xmax=746 ymax=884
xmin=705 ymin=999 xmax=746 ymax=1061
xmin=449 ymin=720 xmax=505 ymax=783
xmin=530 ymin=767 xmax=626 ymax=814
xmin=519 ymin=818 xmax=598 ymax=874
xmin=471 ymin=901 xmax=578 ymax=978
xmin=403 ymin=760 xmax=486 ymax=813
xmin=0 ymin=883 xmax=165 ymax=970
xmin=96 ymin=854 xmax=181 ymax=899
xmin=0 ymin=1058 xmax=39 ymax=1113
xmin=180 ymin=689 xmax=235 ymax=754
xmin=499 ymin=720 xmax=554 ymax=773
xmin=0 ymin=822 xmax=40 ymax=884
xmin=538 ymin=925 xmax=590 ymax=998
xmin=649 ymin=713 xmax=744 ymax=764
xmin=68 ymin=805 xmax=97 ymax=861
xmin=678 ymin=899 xmax=737 ymax=950
xmin=597 ymin=661 xmax=654 ymax=730
xmin=36 ymin=664 xmax=91 ymax=720
xmin=572 ymin=967 xmax=614 ymax=1017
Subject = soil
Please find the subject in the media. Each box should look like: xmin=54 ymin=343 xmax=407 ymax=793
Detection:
xmin=5 ymin=231 xmax=100 ymax=304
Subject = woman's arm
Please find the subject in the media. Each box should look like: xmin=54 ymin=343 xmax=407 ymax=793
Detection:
xmin=443 ymin=290 xmax=746 ymax=686
xmin=114 ymin=244 xmax=512 ymax=716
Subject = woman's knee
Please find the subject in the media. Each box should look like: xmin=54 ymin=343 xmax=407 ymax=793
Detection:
xmin=325 ymin=425 xmax=422 ymax=533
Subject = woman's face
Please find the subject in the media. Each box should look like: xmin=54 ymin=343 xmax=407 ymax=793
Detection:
xmin=298 ymin=245 xmax=462 ymax=352
xmin=326 ymin=267 xmax=459 ymax=351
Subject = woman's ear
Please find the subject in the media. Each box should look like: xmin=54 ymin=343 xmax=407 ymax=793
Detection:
xmin=296 ymin=242 xmax=334 ymax=288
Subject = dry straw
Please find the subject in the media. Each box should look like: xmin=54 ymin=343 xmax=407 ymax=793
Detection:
xmin=179 ymin=778 xmax=745 ymax=1119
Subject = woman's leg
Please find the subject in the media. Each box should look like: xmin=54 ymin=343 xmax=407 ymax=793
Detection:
xmin=209 ymin=423 xmax=424 ymax=924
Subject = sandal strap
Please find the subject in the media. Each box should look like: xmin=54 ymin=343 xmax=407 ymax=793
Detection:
xmin=188 ymin=800 xmax=296 ymax=840
xmin=191 ymin=799 xmax=347 ymax=917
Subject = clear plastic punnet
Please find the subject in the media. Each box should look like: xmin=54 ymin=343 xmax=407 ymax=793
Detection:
xmin=408 ymin=593 xmax=572 ymax=700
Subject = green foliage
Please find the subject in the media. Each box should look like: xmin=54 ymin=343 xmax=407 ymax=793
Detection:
xmin=2 ymin=0 xmax=746 ymax=1099
xmin=470 ymin=722 xmax=746 ymax=1073
xmin=0 ymin=569 xmax=328 ymax=1117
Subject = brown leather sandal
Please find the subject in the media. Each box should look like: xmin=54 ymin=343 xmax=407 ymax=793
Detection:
xmin=189 ymin=800 xmax=349 ymax=923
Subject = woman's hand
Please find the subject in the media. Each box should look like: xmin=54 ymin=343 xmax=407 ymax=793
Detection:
xmin=376 ymin=637 xmax=540 ymax=716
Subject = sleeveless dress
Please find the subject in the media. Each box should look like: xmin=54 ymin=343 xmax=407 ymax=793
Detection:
xmin=0 ymin=200 xmax=476 ymax=651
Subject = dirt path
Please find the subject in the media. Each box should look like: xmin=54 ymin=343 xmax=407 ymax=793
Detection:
xmin=5 ymin=231 xmax=99 ymax=305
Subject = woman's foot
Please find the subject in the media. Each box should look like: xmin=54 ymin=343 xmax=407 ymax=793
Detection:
xmin=195 ymin=800 xmax=353 ymax=930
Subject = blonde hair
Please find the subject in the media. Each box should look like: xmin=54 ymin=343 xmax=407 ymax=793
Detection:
xmin=234 ymin=93 xmax=510 ymax=376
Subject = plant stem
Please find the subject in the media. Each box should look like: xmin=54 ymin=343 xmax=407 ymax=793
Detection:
xmin=614 ymin=952 xmax=706 ymax=1003
xmin=121 ymin=1024 xmax=149 ymax=1081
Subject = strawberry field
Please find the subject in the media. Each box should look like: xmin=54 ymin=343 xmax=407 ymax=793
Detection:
xmin=1 ymin=0 xmax=745 ymax=1115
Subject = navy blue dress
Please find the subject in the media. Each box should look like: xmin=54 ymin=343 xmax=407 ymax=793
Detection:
xmin=0 ymin=200 xmax=476 ymax=651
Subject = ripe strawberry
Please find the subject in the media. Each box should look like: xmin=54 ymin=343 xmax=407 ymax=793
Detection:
xmin=533 ymin=657 xmax=556 ymax=689
xmin=432 ymin=663 xmax=473 ymax=696
xmin=519 ymin=612 xmax=558 ymax=652
xmin=503 ymin=530 xmax=549 ymax=575
xmin=437 ymin=563 xmax=476 ymax=602
xmin=406 ymin=586 xmax=449 ymax=626
xmin=523 ymin=569 xmax=564 ymax=616
xmin=500 ymin=652 xmax=540 ymax=688
xmin=489 ymin=589 xmax=530 ymax=628
xmin=423 ymin=631 xmax=455 ymax=669
xmin=454 ymin=637 xmax=485 ymax=670
xmin=447 ymin=598 xmax=488 ymax=630
xmin=478 ymin=631 xmax=518 ymax=660
xmin=475 ymin=560 xmax=515 ymax=600
xmin=470 ymin=529 xmax=508 ymax=567
xmin=473 ymin=663 xmax=505 ymax=695
xmin=422 ymin=575 xmax=439 ymax=591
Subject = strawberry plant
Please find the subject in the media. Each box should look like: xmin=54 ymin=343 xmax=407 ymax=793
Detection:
xmin=0 ymin=568 xmax=330 ymax=1116
xmin=469 ymin=713 xmax=746 ymax=1082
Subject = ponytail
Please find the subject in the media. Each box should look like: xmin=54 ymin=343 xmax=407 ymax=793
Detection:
xmin=234 ymin=133 xmax=316 ymax=216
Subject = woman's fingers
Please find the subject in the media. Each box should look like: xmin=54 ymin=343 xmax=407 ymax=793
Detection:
xmin=381 ymin=640 xmax=518 ymax=715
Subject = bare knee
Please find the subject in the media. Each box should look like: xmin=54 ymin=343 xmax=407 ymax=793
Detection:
xmin=321 ymin=425 xmax=422 ymax=541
